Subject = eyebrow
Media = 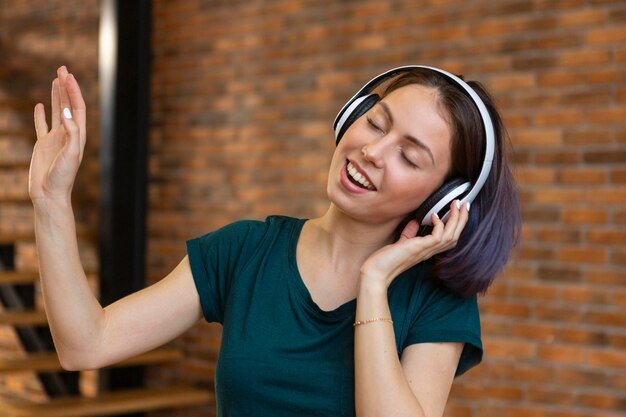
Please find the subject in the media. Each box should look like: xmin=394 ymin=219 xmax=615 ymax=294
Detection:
xmin=379 ymin=101 xmax=436 ymax=166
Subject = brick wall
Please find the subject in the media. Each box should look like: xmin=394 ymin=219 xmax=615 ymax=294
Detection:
xmin=0 ymin=0 xmax=100 ymax=401
xmin=2 ymin=0 xmax=625 ymax=416
xmin=149 ymin=1 xmax=626 ymax=416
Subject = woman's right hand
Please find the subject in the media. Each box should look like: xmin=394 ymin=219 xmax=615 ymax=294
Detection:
xmin=29 ymin=66 xmax=86 ymax=205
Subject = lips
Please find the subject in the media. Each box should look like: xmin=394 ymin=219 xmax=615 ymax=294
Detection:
xmin=346 ymin=160 xmax=376 ymax=191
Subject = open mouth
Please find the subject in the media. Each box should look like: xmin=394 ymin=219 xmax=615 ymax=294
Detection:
xmin=346 ymin=161 xmax=376 ymax=191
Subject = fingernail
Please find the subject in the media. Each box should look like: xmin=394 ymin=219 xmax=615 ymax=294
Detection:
xmin=466 ymin=202 xmax=471 ymax=212
xmin=455 ymin=200 xmax=461 ymax=210
xmin=63 ymin=107 xmax=72 ymax=119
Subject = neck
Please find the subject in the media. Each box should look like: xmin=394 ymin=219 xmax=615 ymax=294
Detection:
xmin=306 ymin=204 xmax=400 ymax=267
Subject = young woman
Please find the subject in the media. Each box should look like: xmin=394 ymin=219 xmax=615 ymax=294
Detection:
xmin=30 ymin=65 xmax=519 ymax=417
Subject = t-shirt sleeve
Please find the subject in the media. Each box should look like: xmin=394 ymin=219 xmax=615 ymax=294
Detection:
xmin=403 ymin=280 xmax=483 ymax=377
xmin=186 ymin=220 xmax=261 ymax=324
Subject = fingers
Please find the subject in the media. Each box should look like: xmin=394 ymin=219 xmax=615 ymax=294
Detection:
xmin=60 ymin=107 xmax=82 ymax=162
xmin=51 ymin=78 xmax=60 ymax=129
xmin=57 ymin=66 xmax=71 ymax=115
xmin=428 ymin=200 xmax=470 ymax=252
xmin=447 ymin=200 xmax=470 ymax=242
xmin=65 ymin=74 xmax=86 ymax=125
xmin=64 ymin=73 xmax=87 ymax=155
xmin=399 ymin=219 xmax=420 ymax=241
xmin=34 ymin=103 xmax=49 ymax=140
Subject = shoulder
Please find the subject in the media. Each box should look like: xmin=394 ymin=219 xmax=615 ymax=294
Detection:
xmin=190 ymin=215 xmax=299 ymax=238
xmin=390 ymin=263 xmax=483 ymax=375
xmin=187 ymin=215 xmax=302 ymax=250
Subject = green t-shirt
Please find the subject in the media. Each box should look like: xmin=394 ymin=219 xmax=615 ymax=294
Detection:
xmin=187 ymin=215 xmax=482 ymax=417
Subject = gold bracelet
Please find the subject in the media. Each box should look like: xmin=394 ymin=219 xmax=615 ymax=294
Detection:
xmin=353 ymin=317 xmax=393 ymax=327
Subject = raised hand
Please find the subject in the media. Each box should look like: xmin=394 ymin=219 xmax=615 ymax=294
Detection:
xmin=29 ymin=66 xmax=87 ymax=204
xmin=359 ymin=200 xmax=470 ymax=289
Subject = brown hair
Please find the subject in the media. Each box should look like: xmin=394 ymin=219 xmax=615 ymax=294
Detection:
xmin=384 ymin=69 xmax=521 ymax=297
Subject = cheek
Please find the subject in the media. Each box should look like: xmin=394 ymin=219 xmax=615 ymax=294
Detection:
xmin=390 ymin=173 xmax=444 ymax=209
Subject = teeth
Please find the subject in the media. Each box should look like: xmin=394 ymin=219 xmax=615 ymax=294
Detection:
xmin=347 ymin=162 xmax=375 ymax=190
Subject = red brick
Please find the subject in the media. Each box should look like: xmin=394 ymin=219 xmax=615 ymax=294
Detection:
xmin=509 ymin=282 xmax=559 ymax=300
xmin=557 ymin=328 xmax=610 ymax=346
xmin=538 ymin=70 xmax=584 ymax=87
xmin=514 ymin=167 xmax=557 ymax=184
xmin=527 ymin=386 xmax=574 ymax=406
xmin=562 ymin=208 xmax=608 ymax=224
xmin=489 ymin=73 xmax=536 ymax=91
xmin=562 ymin=286 xmax=612 ymax=304
xmin=534 ymin=108 xmax=584 ymax=126
xmin=586 ymin=188 xmax=626 ymax=204
xmin=535 ymin=150 xmax=581 ymax=164
xmin=559 ymin=246 xmax=608 ymax=264
xmin=557 ymin=8 xmax=607 ymax=27
xmin=588 ymin=106 xmax=626 ymax=124
xmin=535 ymin=226 xmax=581 ymax=243
xmin=484 ymin=338 xmax=537 ymax=359
xmin=577 ymin=392 xmax=626 ymax=410
xmin=586 ymin=310 xmax=626 ymax=328
xmin=533 ymin=188 xmax=584 ymax=204
xmin=537 ymin=266 xmax=584 ymax=284
xmin=559 ymin=168 xmax=607 ymax=185
xmin=560 ymin=49 xmax=611 ymax=66
xmin=535 ymin=305 xmax=584 ymax=322
xmin=513 ymin=128 xmax=562 ymax=146
xmin=481 ymin=300 xmax=531 ymax=318
xmin=586 ymin=268 xmax=626 ymax=285
xmin=612 ymin=169 xmax=626 ymax=183
xmin=587 ymin=26 xmax=626 ymax=44
xmin=563 ymin=129 xmax=612 ymax=144
xmin=586 ymin=229 xmax=626 ymax=244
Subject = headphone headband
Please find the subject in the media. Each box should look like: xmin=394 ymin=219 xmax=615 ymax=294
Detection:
xmin=333 ymin=65 xmax=495 ymax=211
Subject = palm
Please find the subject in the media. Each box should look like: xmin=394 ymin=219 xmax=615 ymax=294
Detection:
xmin=29 ymin=66 xmax=86 ymax=204
xmin=360 ymin=207 xmax=469 ymax=288
xmin=29 ymin=125 xmax=77 ymax=201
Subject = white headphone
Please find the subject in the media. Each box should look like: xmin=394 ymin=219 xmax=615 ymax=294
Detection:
xmin=333 ymin=65 xmax=495 ymax=226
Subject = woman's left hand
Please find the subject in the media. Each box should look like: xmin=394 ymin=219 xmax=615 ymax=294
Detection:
xmin=359 ymin=200 xmax=470 ymax=290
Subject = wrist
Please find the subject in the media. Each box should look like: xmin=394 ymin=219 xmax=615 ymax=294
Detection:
xmin=32 ymin=196 xmax=73 ymax=214
xmin=357 ymin=274 xmax=388 ymax=299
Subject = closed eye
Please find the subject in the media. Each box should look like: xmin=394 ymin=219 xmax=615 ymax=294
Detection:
xmin=399 ymin=148 xmax=419 ymax=169
xmin=366 ymin=117 xmax=385 ymax=135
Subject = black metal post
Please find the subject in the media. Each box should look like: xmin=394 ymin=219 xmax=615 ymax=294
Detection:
xmin=98 ymin=0 xmax=151 ymax=407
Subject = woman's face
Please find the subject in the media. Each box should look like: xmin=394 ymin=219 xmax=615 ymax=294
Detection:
xmin=327 ymin=84 xmax=453 ymax=226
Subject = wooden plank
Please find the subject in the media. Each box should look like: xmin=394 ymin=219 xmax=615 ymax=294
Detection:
xmin=0 ymin=348 xmax=183 ymax=373
xmin=0 ymin=234 xmax=34 ymax=244
xmin=0 ymin=272 xmax=99 ymax=285
xmin=0 ymin=272 xmax=39 ymax=285
xmin=0 ymin=386 xmax=213 ymax=417
xmin=0 ymin=310 xmax=47 ymax=326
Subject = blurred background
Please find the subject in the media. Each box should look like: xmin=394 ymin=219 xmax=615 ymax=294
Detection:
xmin=0 ymin=0 xmax=625 ymax=416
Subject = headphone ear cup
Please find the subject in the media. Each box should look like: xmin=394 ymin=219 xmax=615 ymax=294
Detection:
xmin=414 ymin=178 xmax=471 ymax=226
xmin=335 ymin=94 xmax=380 ymax=145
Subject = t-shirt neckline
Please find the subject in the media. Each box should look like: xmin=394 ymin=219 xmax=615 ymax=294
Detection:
xmin=286 ymin=217 xmax=357 ymax=321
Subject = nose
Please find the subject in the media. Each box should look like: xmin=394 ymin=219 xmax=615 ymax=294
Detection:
xmin=361 ymin=135 xmax=391 ymax=168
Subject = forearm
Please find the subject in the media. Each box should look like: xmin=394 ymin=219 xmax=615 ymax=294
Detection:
xmin=34 ymin=199 xmax=104 ymax=367
xmin=354 ymin=282 xmax=424 ymax=417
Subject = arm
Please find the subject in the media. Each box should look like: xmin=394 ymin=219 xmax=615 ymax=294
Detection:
xmin=30 ymin=66 xmax=202 ymax=371
xmin=354 ymin=202 xmax=469 ymax=417
xmin=354 ymin=284 xmax=462 ymax=417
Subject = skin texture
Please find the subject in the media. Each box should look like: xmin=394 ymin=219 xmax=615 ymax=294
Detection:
xmin=31 ymin=67 xmax=469 ymax=416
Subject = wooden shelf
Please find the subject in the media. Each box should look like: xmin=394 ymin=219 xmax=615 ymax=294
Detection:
xmin=0 ymin=310 xmax=47 ymax=326
xmin=0 ymin=272 xmax=39 ymax=285
xmin=0 ymin=348 xmax=183 ymax=373
xmin=0 ymin=386 xmax=213 ymax=417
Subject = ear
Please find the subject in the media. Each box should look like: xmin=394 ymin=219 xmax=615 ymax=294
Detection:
xmin=414 ymin=178 xmax=471 ymax=226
